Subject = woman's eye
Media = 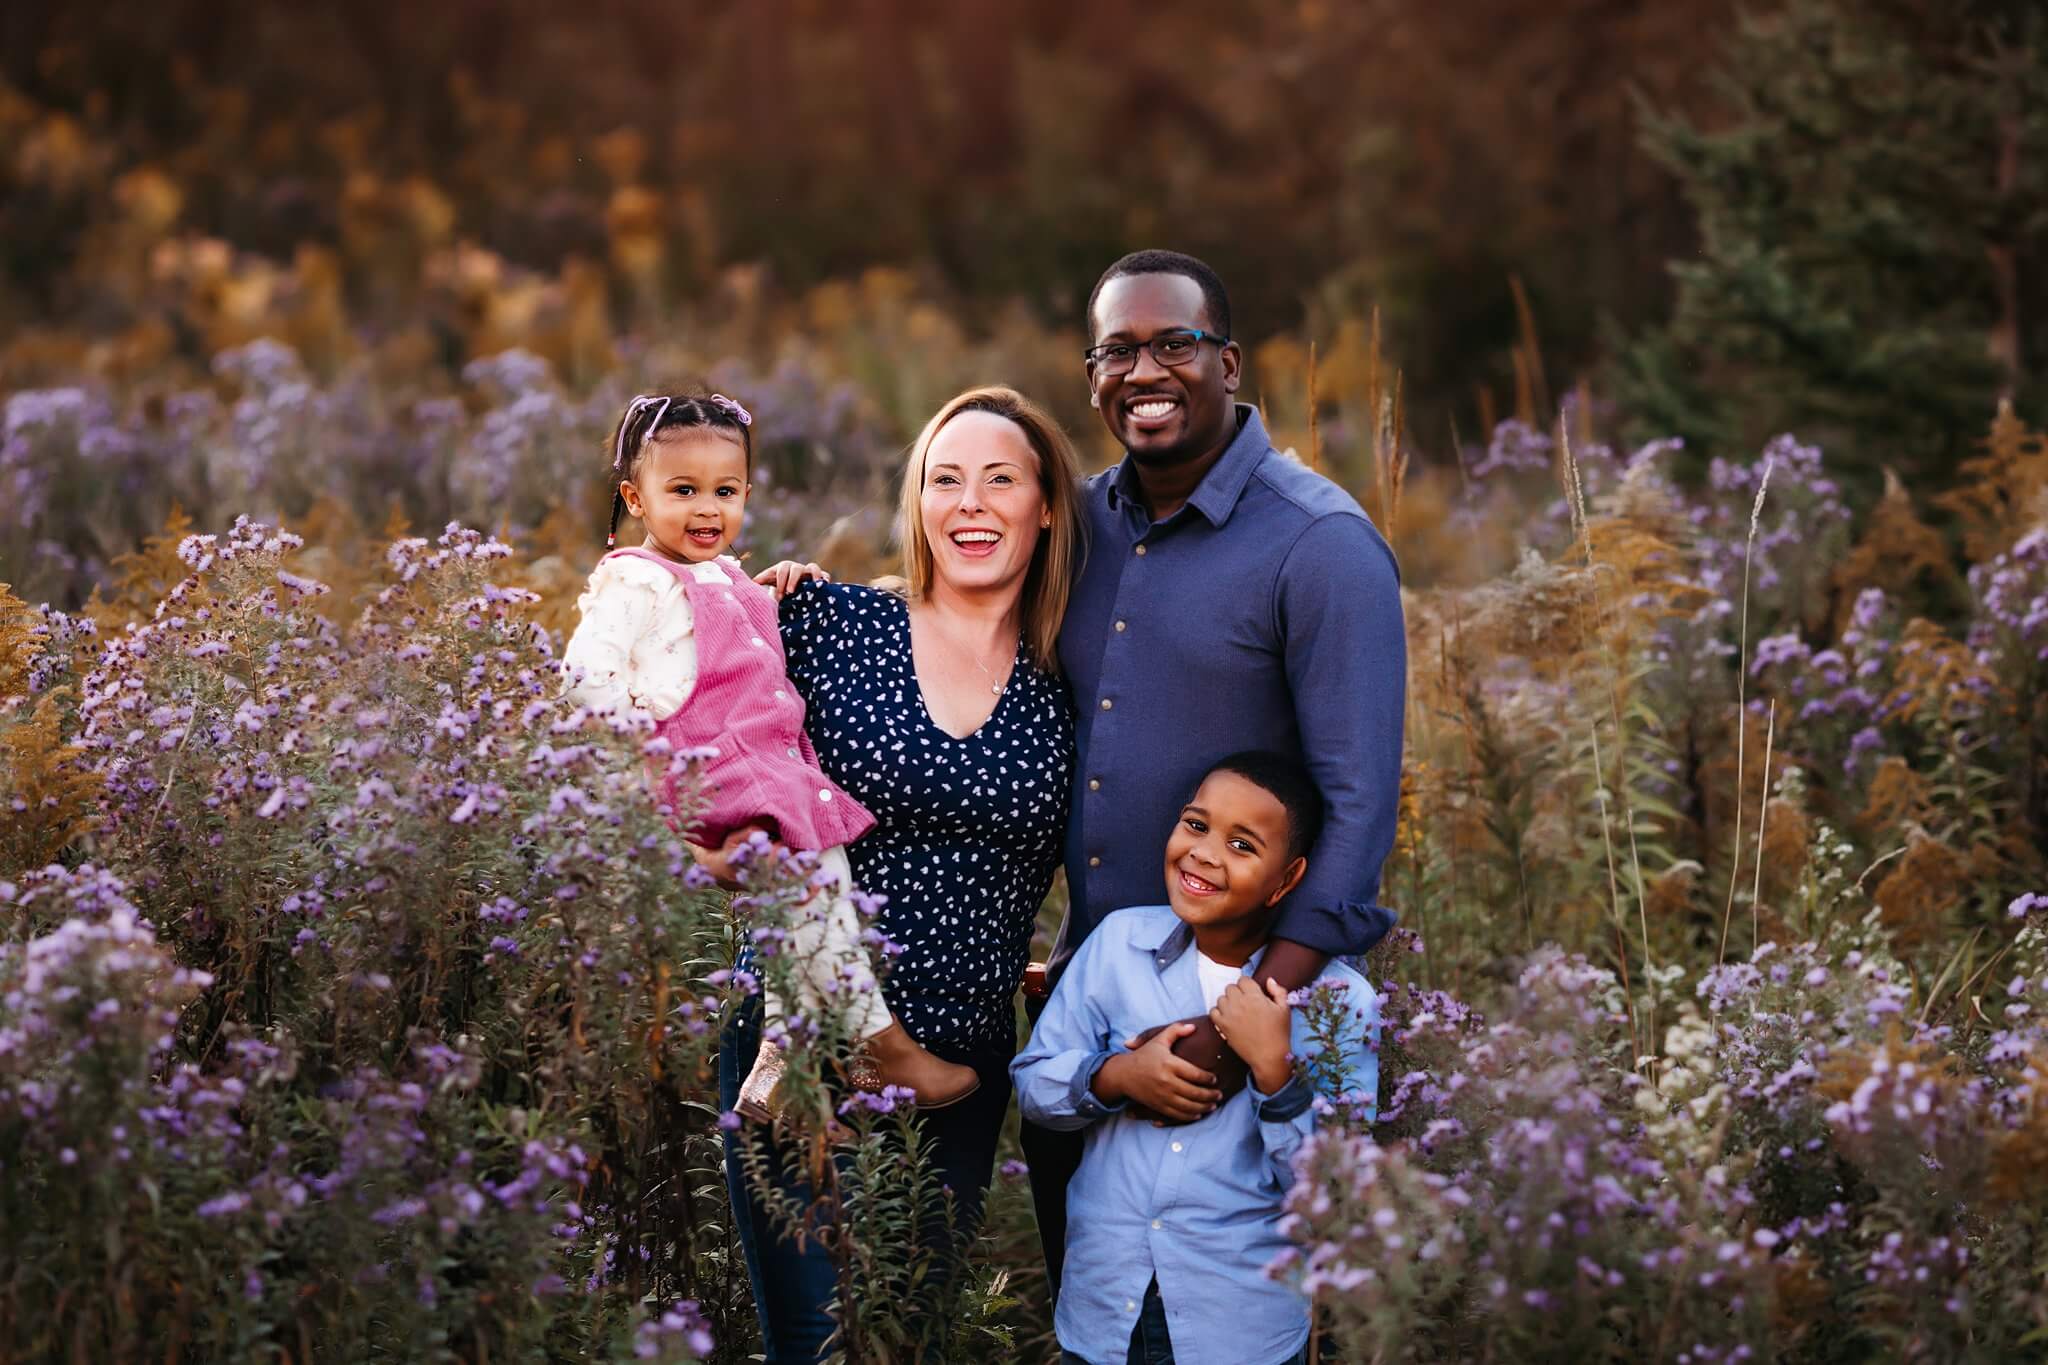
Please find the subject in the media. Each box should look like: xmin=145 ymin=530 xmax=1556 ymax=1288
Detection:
xmin=931 ymin=474 xmax=958 ymax=487
xmin=989 ymin=474 xmax=1014 ymax=485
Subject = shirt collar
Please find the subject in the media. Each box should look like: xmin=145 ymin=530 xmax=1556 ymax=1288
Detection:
xmin=1105 ymin=404 xmax=1271 ymax=528
xmin=1126 ymin=913 xmax=1268 ymax=977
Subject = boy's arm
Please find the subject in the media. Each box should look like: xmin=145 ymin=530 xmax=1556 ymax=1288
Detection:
xmin=1010 ymin=934 xmax=1126 ymax=1133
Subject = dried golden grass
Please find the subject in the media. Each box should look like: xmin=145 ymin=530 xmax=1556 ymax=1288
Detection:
xmin=0 ymin=584 xmax=102 ymax=873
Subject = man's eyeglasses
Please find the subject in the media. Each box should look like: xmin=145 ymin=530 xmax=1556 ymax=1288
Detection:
xmin=1083 ymin=329 xmax=1228 ymax=379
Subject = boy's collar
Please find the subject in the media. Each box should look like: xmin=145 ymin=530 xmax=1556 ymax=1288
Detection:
xmin=1130 ymin=914 xmax=1269 ymax=974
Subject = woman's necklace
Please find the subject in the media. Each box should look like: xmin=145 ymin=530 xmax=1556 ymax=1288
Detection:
xmin=933 ymin=616 xmax=1016 ymax=697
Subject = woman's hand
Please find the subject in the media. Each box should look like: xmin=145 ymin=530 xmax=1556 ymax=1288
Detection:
xmin=683 ymin=822 xmax=772 ymax=891
xmin=752 ymin=560 xmax=832 ymax=601
xmin=1210 ymin=977 xmax=1296 ymax=1095
xmin=1090 ymin=1021 xmax=1222 ymax=1124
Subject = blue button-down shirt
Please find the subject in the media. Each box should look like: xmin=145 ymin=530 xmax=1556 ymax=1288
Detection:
xmin=1054 ymin=406 xmax=1405 ymax=974
xmin=1013 ymin=905 xmax=1380 ymax=1365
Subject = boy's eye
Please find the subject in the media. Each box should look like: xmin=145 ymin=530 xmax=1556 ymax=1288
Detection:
xmin=1182 ymin=816 xmax=1207 ymax=834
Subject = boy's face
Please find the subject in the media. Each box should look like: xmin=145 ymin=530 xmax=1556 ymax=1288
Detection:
xmin=1163 ymin=770 xmax=1306 ymax=933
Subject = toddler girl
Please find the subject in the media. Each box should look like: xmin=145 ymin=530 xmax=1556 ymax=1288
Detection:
xmin=560 ymin=391 xmax=979 ymax=1120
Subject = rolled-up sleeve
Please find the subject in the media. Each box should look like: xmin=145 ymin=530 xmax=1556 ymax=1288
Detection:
xmin=1011 ymin=933 xmax=1127 ymax=1131
xmin=1271 ymin=514 xmax=1405 ymax=956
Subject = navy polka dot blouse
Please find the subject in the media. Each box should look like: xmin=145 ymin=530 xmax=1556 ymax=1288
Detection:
xmin=777 ymin=580 xmax=1074 ymax=1054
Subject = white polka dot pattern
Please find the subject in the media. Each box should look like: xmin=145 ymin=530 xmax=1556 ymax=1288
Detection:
xmin=758 ymin=580 xmax=1076 ymax=1050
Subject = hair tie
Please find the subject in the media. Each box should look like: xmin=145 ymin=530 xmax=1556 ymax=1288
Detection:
xmin=613 ymin=394 xmax=673 ymax=472
xmin=707 ymin=393 xmax=753 ymax=427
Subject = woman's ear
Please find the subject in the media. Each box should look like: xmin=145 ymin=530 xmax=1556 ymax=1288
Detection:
xmin=1266 ymin=854 xmax=1308 ymax=907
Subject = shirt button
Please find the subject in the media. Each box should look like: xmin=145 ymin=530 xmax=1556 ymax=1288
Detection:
xmin=1088 ymin=778 xmax=1100 ymax=791
xmin=774 ymin=689 xmax=787 ymax=700
xmin=1100 ymin=698 xmax=1113 ymax=712
xmin=1088 ymin=856 xmax=1101 ymax=868
xmin=750 ymin=636 xmax=766 ymax=647
xmin=787 ymin=747 xmax=800 ymax=758
xmin=1150 ymin=1218 xmax=1162 ymax=1230
xmin=1170 ymin=1141 xmax=1183 ymax=1153
xmin=1126 ymin=1299 xmax=1137 ymax=1313
xmin=1114 ymin=620 xmax=1127 ymax=632
xmin=1134 ymin=545 xmax=1147 ymax=557
xmin=818 ymin=789 xmax=833 ymax=803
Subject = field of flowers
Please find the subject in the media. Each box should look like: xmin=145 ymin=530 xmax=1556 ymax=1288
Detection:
xmin=7 ymin=305 xmax=2048 ymax=1359
xmin=6 ymin=64 xmax=2048 ymax=1358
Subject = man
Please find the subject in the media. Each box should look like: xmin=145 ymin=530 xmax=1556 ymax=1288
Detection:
xmin=1026 ymin=248 xmax=1405 ymax=1296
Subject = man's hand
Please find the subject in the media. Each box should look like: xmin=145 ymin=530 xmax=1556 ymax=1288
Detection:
xmin=751 ymin=560 xmax=832 ymax=601
xmin=1144 ymin=938 xmax=1329 ymax=1124
xmin=1210 ymin=977 xmax=1295 ymax=1095
xmin=1091 ymin=1021 xmax=1221 ymax=1124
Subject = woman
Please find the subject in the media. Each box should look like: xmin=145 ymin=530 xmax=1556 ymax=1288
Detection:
xmin=710 ymin=386 xmax=1082 ymax=1361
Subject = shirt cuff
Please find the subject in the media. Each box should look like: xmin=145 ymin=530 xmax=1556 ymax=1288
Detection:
xmin=1071 ymin=1049 xmax=1127 ymax=1121
xmin=1249 ymin=1070 xmax=1313 ymax=1122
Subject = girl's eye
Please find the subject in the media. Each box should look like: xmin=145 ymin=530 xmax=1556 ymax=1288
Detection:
xmin=674 ymin=485 xmax=695 ymax=497
xmin=717 ymin=487 xmax=739 ymax=498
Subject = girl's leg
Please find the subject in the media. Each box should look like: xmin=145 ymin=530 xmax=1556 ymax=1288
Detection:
xmin=741 ymin=847 xmax=977 ymax=1115
xmin=718 ymin=999 xmax=839 ymax=1363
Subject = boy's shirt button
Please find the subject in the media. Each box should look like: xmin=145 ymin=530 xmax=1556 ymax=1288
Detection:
xmin=1170 ymin=1141 xmax=1183 ymax=1153
xmin=1150 ymin=1218 xmax=1162 ymax=1229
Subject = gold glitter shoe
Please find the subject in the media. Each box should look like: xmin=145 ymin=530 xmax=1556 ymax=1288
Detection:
xmin=735 ymin=1037 xmax=789 ymax=1124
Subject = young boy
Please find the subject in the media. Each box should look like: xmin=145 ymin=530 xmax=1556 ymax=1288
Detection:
xmin=1013 ymin=751 xmax=1380 ymax=1365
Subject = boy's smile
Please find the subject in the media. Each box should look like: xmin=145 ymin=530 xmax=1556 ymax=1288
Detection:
xmin=1163 ymin=769 xmax=1307 ymax=964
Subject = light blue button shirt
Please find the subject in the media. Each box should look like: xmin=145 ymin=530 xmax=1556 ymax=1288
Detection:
xmin=1012 ymin=906 xmax=1380 ymax=1365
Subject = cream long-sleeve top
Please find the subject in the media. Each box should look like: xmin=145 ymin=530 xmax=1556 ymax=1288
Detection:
xmin=559 ymin=552 xmax=739 ymax=720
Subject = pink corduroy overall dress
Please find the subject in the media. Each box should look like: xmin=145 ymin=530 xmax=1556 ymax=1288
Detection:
xmin=605 ymin=547 xmax=875 ymax=851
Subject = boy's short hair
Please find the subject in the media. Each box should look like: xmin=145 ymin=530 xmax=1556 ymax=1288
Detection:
xmin=1202 ymin=750 xmax=1324 ymax=860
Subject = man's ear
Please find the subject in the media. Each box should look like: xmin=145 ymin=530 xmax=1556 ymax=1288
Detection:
xmin=1220 ymin=340 xmax=1243 ymax=397
xmin=1266 ymin=854 xmax=1308 ymax=906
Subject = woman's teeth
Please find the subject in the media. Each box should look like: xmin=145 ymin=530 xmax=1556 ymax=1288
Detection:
xmin=951 ymin=530 xmax=1000 ymax=546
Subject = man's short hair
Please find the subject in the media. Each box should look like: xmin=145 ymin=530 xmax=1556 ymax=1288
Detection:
xmin=1201 ymin=749 xmax=1323 ymax=860
xmin=1087 ymin=249 xmax=1232 ymax=343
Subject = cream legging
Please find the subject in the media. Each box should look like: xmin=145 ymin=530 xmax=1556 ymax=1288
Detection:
xmin=761 ymin=845 xmax=890 ymax=1040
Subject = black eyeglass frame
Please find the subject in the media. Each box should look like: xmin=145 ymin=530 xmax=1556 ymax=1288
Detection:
xmin=1082 ymin=328 xmax=1230 ymax=378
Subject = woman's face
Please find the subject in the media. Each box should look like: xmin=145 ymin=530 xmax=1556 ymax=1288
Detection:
xmin=918 ymin=410 xmax=1049 ymax=599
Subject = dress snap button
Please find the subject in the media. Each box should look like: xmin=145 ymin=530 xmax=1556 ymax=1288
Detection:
xmin=818 ymin=789 xmax=833 ymax=802
xmin=750 ymin=636 xmax=766 ymax=648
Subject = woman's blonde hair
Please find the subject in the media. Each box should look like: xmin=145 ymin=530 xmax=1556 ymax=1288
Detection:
xmin=895 ymin=386 xmax=1083 ymax=675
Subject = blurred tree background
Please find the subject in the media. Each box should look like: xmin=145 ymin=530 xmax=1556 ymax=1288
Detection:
xmin=0 ymin=0 xmax=2041 ymax=484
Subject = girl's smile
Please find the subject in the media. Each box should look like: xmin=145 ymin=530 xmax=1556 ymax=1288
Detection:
xmin=620 ymin=430 xmax=751 ymax=564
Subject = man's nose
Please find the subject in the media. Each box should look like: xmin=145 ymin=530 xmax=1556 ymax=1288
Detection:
xmin=1126 ymin=345 xmax=1171 ymax=383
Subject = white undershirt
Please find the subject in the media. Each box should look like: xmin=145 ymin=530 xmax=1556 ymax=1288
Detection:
xmin=1196 ymin=951 xmax=1246 ymax=1011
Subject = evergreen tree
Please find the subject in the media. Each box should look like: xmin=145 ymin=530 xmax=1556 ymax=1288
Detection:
xmin=1618 ymin=0 xmax=2048 ymax=490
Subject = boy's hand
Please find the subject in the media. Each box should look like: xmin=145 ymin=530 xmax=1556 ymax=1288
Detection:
xmin=1210 ymin=978 xmax=1296 ymax=1096
xmin=1092 ymin=1022 xmax=1221 ymax=1123
xmin=752 ymin=560 xmax=832 ymax=600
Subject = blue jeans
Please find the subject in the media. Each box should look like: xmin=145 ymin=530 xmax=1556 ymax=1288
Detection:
xmin=717 ymin=998 xmax=1014 ymax=1364
xmin=1060 ymin=1279 xmax=1311 ymax=1365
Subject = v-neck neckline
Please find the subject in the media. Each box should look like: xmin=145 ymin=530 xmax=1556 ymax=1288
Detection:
xmin=901 ymin=598 xmax=1021 ymax=743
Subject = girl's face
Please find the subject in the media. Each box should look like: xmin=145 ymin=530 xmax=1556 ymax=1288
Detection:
xmin=620 ymin=430 xmax=751 ymax=564
xmin=918 ymin=411 xmax=1050 ymax=599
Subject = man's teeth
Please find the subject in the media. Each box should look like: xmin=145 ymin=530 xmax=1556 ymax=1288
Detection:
xmin=1132 ymin=400 xmax=1176 ymax=418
